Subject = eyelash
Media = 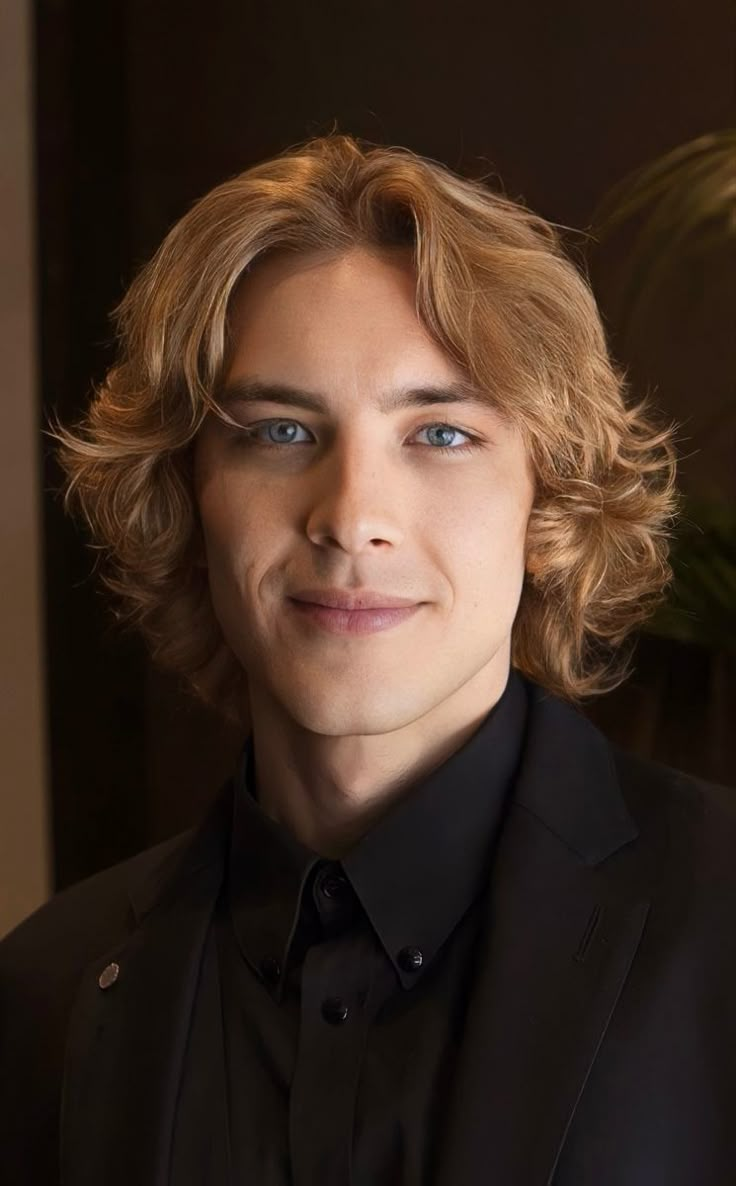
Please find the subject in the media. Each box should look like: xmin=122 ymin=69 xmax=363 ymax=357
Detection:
xmin=231 ymin=419 xmax=484 ymax=457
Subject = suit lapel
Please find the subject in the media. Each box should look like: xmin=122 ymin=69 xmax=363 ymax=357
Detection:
xmin=434 ymin=684 xmax=652 ymax=1186
xmin=60 ymin=779 xmax=234 ymax=1186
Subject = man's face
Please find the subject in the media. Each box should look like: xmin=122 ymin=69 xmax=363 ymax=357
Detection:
xmin=193 ymin=246 xmax=535 ymax=737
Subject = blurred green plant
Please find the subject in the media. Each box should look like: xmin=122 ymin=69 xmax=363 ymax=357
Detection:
xmin=587 ymin=129 xmax=736 ymax=653
xmin=589 ymin=129 xmax=736 ymax=345
xmin=646 ymin=499 xmax=736 ymax=654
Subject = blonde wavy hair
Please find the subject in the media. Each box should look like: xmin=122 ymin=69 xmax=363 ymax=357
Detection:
xmin=49 ymin=133 xmax=679 ymax=724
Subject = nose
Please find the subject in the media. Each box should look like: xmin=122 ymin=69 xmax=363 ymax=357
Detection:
xmin=304 ymin=435 xmax=405 ymax=555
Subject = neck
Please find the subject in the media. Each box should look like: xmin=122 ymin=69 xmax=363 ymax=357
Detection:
xmin=245 ymin=665 xmax=511 ymax=858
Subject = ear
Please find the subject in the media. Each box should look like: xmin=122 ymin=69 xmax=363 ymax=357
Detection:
xmin=524 ymin=548 xmax=544 ymax=579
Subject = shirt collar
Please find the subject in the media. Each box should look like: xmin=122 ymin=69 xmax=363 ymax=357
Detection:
xmin=227 ymin=668 xmax=529 ymax=993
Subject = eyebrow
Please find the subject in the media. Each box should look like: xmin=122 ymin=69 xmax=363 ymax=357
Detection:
xmin=216 ymin=376 xmax=496 ymax=415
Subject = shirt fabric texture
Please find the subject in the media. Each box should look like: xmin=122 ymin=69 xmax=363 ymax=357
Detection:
xmin=171 ymin=668 xmax=529 ymax=1185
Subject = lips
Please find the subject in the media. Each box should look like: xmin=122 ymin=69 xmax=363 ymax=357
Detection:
xmin=288 ymin=599 xmax=422 ymax=636
xmin=290 ymin=588 xmax=420 ymax=611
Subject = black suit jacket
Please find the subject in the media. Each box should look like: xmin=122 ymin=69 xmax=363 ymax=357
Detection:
xmin=2 ymin=681 xmax=735 ymax=1186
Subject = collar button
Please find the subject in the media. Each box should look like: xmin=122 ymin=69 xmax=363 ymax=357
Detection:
xmin=319 ymin=869 xmax=349 ymax=899
xmin=398 ymin=946 xmax=424 ymax=973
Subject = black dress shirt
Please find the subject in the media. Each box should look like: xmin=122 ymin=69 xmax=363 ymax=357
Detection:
xmin=171 ymin=668 xmax=529 ymax=1185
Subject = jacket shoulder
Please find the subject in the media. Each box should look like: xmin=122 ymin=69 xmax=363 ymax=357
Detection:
xmin=611 ymin=743 xmax=736 ymax=823
xmin=0 ymin=827 xmax=196 ymax=1177
xmin=0 ymin=827 xmax=194 ymax=984
xmin=610 ymin=743 xmax=736 ymax=896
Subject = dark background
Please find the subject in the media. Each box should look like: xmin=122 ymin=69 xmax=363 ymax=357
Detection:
xmin=34 ymin=0 xmax=735 ymax=890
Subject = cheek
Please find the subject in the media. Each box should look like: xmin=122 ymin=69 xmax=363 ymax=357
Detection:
xmin=438 ymin=492 xmax=529 ymax=602
xmin=196 ymin=472 xmax=290 ymax=635
xmin=196 ymin=466 xmax=261 ymax=562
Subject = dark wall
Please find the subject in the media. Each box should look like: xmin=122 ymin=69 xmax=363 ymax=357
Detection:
xmin=35 ymin=0 xmax=735 ymax=889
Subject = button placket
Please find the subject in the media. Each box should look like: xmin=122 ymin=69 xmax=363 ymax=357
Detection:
xmin=289 ymin=930 xmax=374 ymax=1186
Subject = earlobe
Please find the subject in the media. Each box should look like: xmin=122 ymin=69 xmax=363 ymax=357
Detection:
xmin=524 ymin=551 xmax=543 ymax=579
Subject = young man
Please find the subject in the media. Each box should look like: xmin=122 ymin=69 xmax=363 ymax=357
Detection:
xmin=2 ymin=134 xmax=734 ymax=1185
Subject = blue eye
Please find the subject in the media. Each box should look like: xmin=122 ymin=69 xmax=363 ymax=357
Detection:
xmin=258 ymin=420 xmax=310 ymax=446
xmin=421 ymin=424 xmax=471 ymax=451
xmin=234 ymin=419 xmax=482 ymax=456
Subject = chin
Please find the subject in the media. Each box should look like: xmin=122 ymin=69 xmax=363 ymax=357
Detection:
xmin=281 ymin=692 xmax=432 ymax=738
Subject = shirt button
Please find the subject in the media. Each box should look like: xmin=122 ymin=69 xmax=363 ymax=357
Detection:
xmin=260 ymin=956 xmax=281 ymax=985
xmin=321 ymin=996 xmax=349 ymax=1024
xmin=398 ymin=946 xmax=424 ymax=972
xmin=319 ymin=870 xmax=349 ymax=899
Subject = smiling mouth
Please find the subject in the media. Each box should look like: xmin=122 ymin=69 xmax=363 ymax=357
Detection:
xmin=287 ymin=598 xmax=423 ymax=636
xmin=290 ymin=588 xmax=421 ymax=611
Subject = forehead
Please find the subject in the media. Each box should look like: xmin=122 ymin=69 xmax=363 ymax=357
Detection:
xmin=228 ymin=246 xmax=423 ymax=341
xmin=231 ymin=243 xmax=416 ymax=307
xmin=224 ymin=245 xmax=466 ymax=388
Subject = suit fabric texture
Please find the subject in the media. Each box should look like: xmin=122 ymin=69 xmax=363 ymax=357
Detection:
xmin=1 ymin=676 xmax=735 ymax=1186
